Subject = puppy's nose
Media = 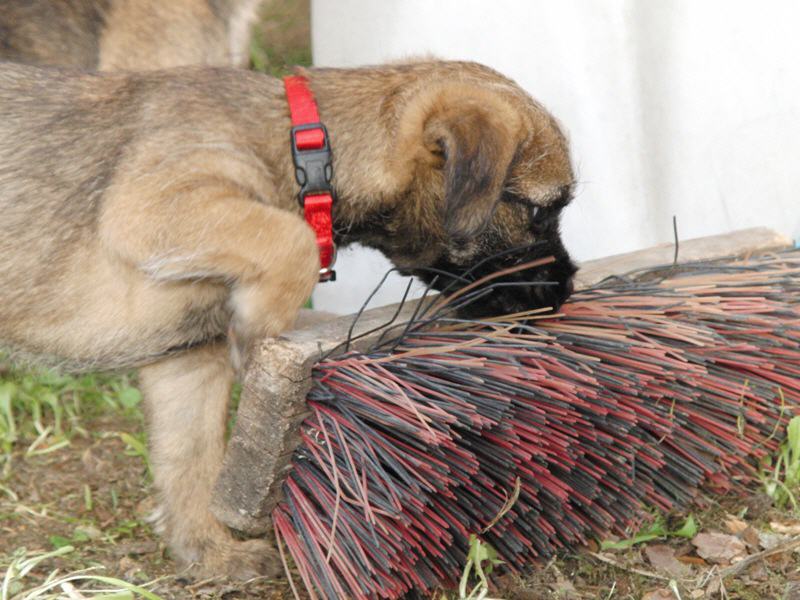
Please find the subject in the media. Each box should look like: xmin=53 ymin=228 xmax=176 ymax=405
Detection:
xmin=532 ymin=279 xmax=566 ymax=311
xmin=560 ymin=275 xmax=574 ymax=303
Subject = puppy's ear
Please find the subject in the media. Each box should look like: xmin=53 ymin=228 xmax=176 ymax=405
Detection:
xmin=420 ymin=89 xmax=519 ymax=240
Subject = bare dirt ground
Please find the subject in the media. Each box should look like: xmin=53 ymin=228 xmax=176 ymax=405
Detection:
xmin=1 ymin=408 xmax=291 ymax=599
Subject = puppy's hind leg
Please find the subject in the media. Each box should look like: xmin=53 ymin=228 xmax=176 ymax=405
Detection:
xmin=139 ymin=342 xmax=278 ymax=579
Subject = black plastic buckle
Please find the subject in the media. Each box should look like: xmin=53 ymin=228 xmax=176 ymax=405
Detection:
xmin=290 ymin=123 xmax=337 ymax=282
xmin=290 ymin=123 xmax=333 ymax=205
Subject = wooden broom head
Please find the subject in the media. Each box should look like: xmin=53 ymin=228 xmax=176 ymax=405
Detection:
xmin=273 ymin=250 xmax=800 ymax=600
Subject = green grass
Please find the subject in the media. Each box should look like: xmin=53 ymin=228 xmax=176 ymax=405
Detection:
xmin=456 ymin=535 xmax=504 ymax=600
xmin=0 ymin=365 xmax=143 ymax=478
xmin=250 ymin=32 xmax=311 ymax=77
xmin=0 ymin=365 xmax=167 ymax=599
xmin=600 ymin=514 xmax=698 ymax=551
xmin=1 ymin=546 xmax=165 ymax=600
xmin=249 ymin=0 xmax=311 ymax=76
xmin=760 ymin=415 xmax=800 ymax=510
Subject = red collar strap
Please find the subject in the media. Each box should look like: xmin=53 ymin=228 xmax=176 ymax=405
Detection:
xmin=284 ymin=75 xmax=336 ymax=282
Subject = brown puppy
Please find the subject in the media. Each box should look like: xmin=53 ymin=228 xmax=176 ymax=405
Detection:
xmin=0 ymin=59 xmax=575 ymax=577
xmin=0 ymin=0 xmax=263 ymax=69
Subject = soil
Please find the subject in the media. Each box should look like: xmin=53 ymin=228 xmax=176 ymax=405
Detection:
xmin=0 ymin=411 xmax=293 ymax=599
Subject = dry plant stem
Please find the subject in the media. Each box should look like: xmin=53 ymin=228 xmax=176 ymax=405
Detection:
xmin=481 ymin=477 xmax=521 ymax=533
xmin=588 ymin=552 xmax=672 ymax=582
xmin=185 ymin=575 xmax=226 ymax=592
xmin=718 ymin=536 xmax=800 ymax=579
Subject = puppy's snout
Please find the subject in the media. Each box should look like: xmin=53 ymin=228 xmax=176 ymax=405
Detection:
xmin=454 ymin=252 xmax=577 ymax=320
xmin=530 ymin=273 xmax=572 ymax=313
xmin=554 ymin=270 xmax=575 ymax=307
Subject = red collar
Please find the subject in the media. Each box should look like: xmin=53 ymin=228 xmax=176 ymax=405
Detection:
xmin=284 ymin=75 xmax=336 ymax=282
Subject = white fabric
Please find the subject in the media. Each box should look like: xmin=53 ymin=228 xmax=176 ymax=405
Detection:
xmin=311 ymin=0 xmax=800 ymax=314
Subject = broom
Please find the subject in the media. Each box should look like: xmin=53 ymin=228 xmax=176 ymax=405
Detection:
xmin=271 ymin=249 xmax=800 ymax=600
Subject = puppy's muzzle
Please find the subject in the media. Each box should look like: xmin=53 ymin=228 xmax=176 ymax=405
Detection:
xmin=455 ymin=255 xmax=576 ymax=319
xmin=417 ymin=242 xmax=577 ymax=320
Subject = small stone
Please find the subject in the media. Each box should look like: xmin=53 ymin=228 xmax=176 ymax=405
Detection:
xmin=113 ymin=540 xmax=159 ymax=557
xmin=759 ymin=531 xmax=789 ymax=550
xmin=642 ymin=589 xmax=676 ymax=600
xmin=645 ymin=544 xmax=692 ymax=578
xmin=723 ymin=515 xmax=748 ymax=535
xmin=74 ymin=525 xmax=102 ymax=540
xmin=692 ymin=532 xmax=748 ymax=564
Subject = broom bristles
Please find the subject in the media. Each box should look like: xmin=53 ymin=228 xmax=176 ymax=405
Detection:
xmin=273 ymin=251 xmax=800 ymax=600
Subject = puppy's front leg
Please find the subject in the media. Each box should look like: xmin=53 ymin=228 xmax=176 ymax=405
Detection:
xmin=139 ymin=343 xmax=277 ymax=578
xmin=102 ymin=189 xmax=319 ymax=576
xmin=103 ymin=187 xmax=321 ymax=352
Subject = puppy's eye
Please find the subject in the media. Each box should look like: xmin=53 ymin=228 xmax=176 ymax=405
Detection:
xmin=502 ymin=192 xmax=532 ymax=209
xmin=502 ymin=193 xmax=548 ymax=227
xmin=530 ymin=204 xmax=549 ymax=226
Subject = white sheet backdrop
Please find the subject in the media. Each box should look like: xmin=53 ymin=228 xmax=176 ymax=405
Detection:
xmin=310 ymin=0 xmax=800 ymax=314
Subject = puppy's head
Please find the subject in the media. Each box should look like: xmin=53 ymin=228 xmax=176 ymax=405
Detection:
xmin=333 ymin=61 xmax=576 ymax=318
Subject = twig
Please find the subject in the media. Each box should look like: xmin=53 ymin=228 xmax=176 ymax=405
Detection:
xmin=697 ymin=565 xmax=717 ymax=589
xmin=59 ymin=581 xmax=88 ymax=599
xmin=588 ymin=552 xmax=671 ymax=582
xmin=718 ymin=535 xmax=800 ymax=578
xmin=669 ymin=579 xmax=683 ymax=600
xmin=184 ymin=574 xmax=226 ymax=591
xmin=673 ymin=215 xmax=680 ymax=266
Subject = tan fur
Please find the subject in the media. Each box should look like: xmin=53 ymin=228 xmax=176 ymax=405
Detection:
xmin=0 ymin=0 xmax=263 ymax=70
xmin=0 ymin=59 xmax=574 ymax=576
xmin=139 ymin=343 xmax=277 ymax=577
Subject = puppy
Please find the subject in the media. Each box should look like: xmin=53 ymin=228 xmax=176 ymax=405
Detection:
xmin=0 ymin=59 xmax=575 ymax=577
xmin=0 ymin=0 xmax=263 ymax=69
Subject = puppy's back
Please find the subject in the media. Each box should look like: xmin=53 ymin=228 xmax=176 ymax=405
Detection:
xmin=0 ymin=64 xmax=136 ymax=285
xmin=0 ymin=62 xmax=278 ymax=246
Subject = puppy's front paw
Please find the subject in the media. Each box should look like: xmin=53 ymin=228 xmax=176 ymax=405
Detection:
xmin=180 ymin=537 xmax=281 ymax=581
xmin=228 ymin=243 xmax=320 ymax=350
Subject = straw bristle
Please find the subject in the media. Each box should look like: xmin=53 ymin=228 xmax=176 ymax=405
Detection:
xmin=273 ymin=251 xmax=800 ymax=599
